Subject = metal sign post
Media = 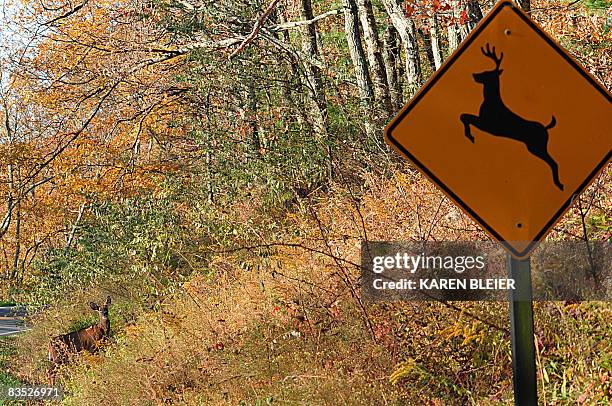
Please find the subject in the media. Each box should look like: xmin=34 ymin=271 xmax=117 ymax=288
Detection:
xmin=382 ymin=0 xmax=610 ymax=403
xmin=508 ymin=255 xmax=538 ymax=405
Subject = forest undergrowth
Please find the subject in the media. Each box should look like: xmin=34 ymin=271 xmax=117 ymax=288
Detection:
xmin=7 ymin=167 xmax=611 ymax=405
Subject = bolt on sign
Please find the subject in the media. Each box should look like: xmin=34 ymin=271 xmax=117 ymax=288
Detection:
xmin=385 ymin=1 xmax=611 ymax=258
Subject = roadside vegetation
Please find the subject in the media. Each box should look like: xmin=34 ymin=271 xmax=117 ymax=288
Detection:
xmin=0 ymin=337 xmax=22 ymax=406
xmin=6 ymin=170 xmax=611 ymax=404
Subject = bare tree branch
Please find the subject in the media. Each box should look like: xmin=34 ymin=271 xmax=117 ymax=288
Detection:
xmin=0 ymin=197 xmax=13 ymax=239
xmin=76 ymin=8 xmax=344 ymax=60
xmin=229 ymin=0 xmax=280 ymax=59
xmin=65 ymin=202 xmax=88 ymax=252
xmin=42 ymin=0 xmax=89 ymax=26
xmin=271 ymin=8 xmax=344 ymax=31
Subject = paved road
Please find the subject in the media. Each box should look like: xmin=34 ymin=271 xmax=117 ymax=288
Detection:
xmin=0 ymin=307 xmax=28 ymax=337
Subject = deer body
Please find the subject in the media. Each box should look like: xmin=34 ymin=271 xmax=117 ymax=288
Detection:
xmin=47 ymin=297 xmax=112 ymax=383
xmin=460 ymin=44 xmax=564 ymax=191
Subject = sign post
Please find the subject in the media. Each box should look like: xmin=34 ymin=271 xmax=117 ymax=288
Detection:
xmin=383 ymin=1 xmax=611 ymax=404
xmin=508 ymin=256 xmax=537 ymax=406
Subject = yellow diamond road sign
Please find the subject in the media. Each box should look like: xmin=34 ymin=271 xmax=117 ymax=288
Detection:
xmin=385 ymin=1 xmax=611 ymax=258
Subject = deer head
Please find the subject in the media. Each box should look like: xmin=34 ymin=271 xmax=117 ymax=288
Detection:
xmin=473 ymin=43 xmax=504 ymax=84
xmin=89 ymin=296 xmax=112 ymax=334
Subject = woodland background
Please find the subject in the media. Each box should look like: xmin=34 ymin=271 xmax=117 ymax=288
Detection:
xmin=0 ymin=0 xmax=610 ymax=404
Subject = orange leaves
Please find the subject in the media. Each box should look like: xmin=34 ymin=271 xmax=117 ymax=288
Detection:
xmin=536 ymin=5 xmax=612 ymax=88
xmin=0 ymin=0 xmax=196 ymax=279
xmin=0 ymin=142 xmax=36 ymax=166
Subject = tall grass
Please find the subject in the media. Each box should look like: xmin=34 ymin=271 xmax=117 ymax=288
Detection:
xmin=6 ymin=169 xmax=611 ymax=405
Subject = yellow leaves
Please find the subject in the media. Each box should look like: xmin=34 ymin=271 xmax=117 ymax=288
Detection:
xmin=440 ymin=318 xmax=486 ymax=347
xmin=460 ymin=321 xmax=486 ymax=346
xmin=0 ymin=142 xmax=37 ymax=166
xmin=389 ymin=358 xmax=418 ymax=385
xmin=80 ymin=350 xmax=103 ymax=365
xmin=123 ymin=324 xmax=144 ymax=339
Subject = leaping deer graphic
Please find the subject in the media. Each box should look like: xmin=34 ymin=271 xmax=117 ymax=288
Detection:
xmin=460 ymin=44 xmax=564 ymax=191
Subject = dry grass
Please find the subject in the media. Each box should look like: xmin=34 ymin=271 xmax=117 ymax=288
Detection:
xmin=7 ymin=168 xmax=611 ymax=405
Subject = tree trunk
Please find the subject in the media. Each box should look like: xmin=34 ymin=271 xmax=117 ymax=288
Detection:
xmin=342 ymin=0 xmax=375 ymax=138
xmin=447 ymin=23 xmax=460 ymax=54
xmin=517 ymin=0 xmax=530 ymax=12
xmin=466 ymin=0 xmax=484 ymax=31
xmin=342 ymin=0 xmax=374 ymax=102
xmin=65 ymin=202 xmax=87 ymax=252
xmin=357 ymin=0 xmax=391 ymax=113
xmin=382 ymin=25 xmax=402 ymax=111
xmin=419 ymin=29 xmax=436 ymax=72
xmin=299 ymin=0 xmax=327 ymax=136
xmin=297 ymin=1 xmax=333 ymax=178
xmin=447 ymin=0 xmax=469 ymax=53
xmin=380 ymin=0 xmax=421 ymax=93
xmin=429 ymin=14 xmax=443 ymax=69
xmin=11 ymin=200 xmax=20 ymax=280
xmin=277 ymin=5 xmax=308 ymax=129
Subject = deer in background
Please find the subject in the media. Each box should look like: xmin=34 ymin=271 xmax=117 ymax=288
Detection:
xmin=460 ymin=44 xmax=564 ymax=191
xmin=47 ymin=296 xmax=112 ymax=384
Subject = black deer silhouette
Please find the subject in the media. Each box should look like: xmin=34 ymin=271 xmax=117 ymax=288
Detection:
xmin=460 ymin=44 xmax=564 ymax=191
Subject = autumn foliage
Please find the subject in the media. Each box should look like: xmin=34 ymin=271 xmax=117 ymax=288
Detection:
xmin=0 ymin=0 xmax=610 ymax=404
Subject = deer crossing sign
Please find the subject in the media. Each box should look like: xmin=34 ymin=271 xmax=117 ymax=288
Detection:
xmin=385 ymin=1 xmax=611 ymax=258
